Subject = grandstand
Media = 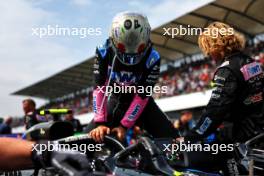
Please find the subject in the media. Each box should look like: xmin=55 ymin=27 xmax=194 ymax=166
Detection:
xmin=12 ymin=0 xmax=264 ymax=127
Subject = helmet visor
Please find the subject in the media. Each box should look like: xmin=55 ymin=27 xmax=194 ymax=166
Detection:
xmin=113 ymin=42 xmax=150 ymax=65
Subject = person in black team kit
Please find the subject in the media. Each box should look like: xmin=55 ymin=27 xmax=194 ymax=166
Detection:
xmin=64 ymin=110 xmax=82 ymax=132
xmin=184 ymin=22 xmax=264 ymax=143
xmin=88 ymin=12 xmax=178 ymax=142
xmin=23 ymin=99 xmax=39 ymax=129
xmin=176 ymin=22 xmax=264 ymax=175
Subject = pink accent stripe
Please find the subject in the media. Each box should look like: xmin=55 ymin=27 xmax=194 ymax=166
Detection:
xmin=121 ymin=95 xmax=149 ymax=128
xmin=93 ymin=86 xmax=107 ymax=123
xmin=240 ymin=66 xmax=250 ymax=81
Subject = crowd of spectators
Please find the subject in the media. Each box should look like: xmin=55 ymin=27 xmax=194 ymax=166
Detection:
xmin=42 ymin=91 xmax=93 ymax=116
xmin=246 ymin=40 xmax=264 ymax=64
xmin=153 ymin=59 xmax=216 ymax=98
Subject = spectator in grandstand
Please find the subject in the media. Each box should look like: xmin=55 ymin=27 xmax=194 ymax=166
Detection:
xmin=0 ymin=116 xmax=12 ymax=134
xmin=64 ymin=110 xmax=82 ymax=132
xmin=23 ymin=98 xmax=41 ymax=129
xmin=184 ymin=22 xmax=264 ymax=143
xmin=255 ymin=52 xmax=264 ymax=67
xmin=89 ymin=12 xmax=178 ymax=142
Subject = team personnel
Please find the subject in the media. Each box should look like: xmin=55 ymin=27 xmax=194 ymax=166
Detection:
xmin=64 ymin=111 xmax=82 ymax=132
xmin=89 ymin=12 xmax=178 ymax=142
xmin=185 ymin=22 xmax=264 ymax=142
xmin=174 ymin=111 xmax=195 ymax=136
xmin=0 ymin=117 xmax=12 ymax=134
xmin=23 ymin=99 xmax=40 ymax=129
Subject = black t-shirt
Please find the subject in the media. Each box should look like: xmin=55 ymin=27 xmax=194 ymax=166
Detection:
xmin=24 ymin=111 xmax=39 ymax=129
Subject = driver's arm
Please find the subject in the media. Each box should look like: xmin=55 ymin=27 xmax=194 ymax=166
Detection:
xmin=92 ymin=45 xmax=108 ymax=124
xmin=120 ymin=51 xmax=160 ymax=129
xmin=185 ymin=68 xmax=238 ymax=140
xmin=0 ymin=138 xmax=34 ymax=170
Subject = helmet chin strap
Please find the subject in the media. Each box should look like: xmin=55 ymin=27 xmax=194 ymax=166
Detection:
xmin=98 ymin=53 xmax=117 ymax=114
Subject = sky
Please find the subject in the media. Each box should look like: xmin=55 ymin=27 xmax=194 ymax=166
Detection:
xmin=0 ymin=0 xmax=213 ymax=118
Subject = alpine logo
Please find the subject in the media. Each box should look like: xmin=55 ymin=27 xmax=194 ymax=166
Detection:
xmin=109 ymin=70 xmax=141 ymax=85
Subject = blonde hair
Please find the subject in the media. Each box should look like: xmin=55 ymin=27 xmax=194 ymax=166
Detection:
xmin=198 ymin=22 xmax=245 ymax=59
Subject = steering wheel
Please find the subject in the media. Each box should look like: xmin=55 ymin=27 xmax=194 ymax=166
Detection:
xmin=57 ymin=134 xmax=125 ymax=157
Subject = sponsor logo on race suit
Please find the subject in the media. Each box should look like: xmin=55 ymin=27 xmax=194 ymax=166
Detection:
xmin=196 ymin=117 xmax=212 ymax=135
xmin=240 ymin=62 xmax=263 ymax=81
xmin=243 ymin=92 xmax=263 ymax=105
xmin=93 ymin=95 xmax=97 ymax=113
xmin=128 ymin=104 xmax=141 ymax=121
xmin=108 ymin=67 xmax=141 ymax=86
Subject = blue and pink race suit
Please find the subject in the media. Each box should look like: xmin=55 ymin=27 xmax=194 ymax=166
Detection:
xmin=90 ymin=39 xmax=178 ymax=138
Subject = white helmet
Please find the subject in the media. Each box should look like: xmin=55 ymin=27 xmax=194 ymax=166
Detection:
xmin=110 ymin=12 xmax=151 ymax=65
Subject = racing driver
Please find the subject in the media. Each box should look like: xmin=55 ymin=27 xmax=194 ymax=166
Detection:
xmin=88 ymin=11 xmax=178 ymax=142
